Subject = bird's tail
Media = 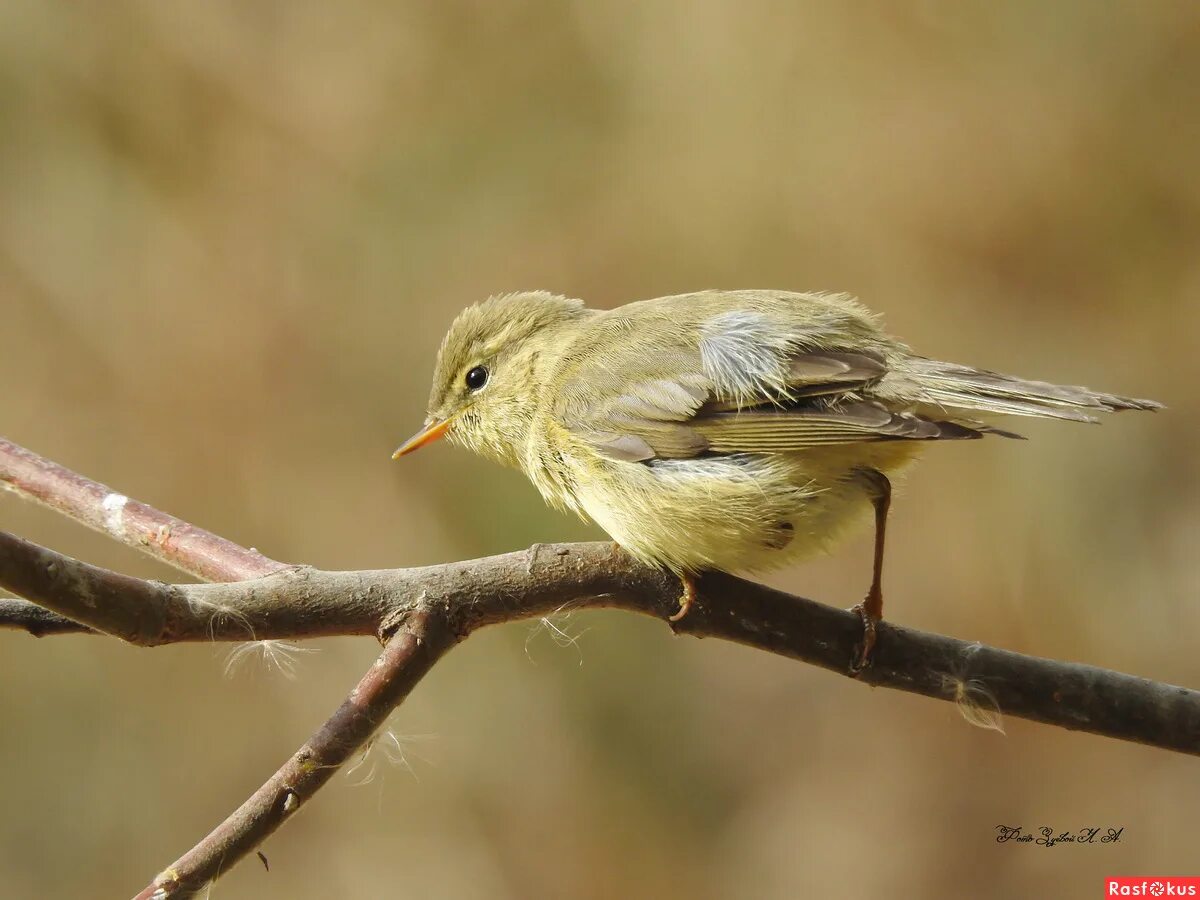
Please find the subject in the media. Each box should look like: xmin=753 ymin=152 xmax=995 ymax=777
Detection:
xmin=904 ymin=357 xmax=1162 ymax=424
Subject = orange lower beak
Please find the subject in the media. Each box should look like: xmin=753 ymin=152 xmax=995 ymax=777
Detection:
xmin=392 ymin=417 xmax=453 ymax=458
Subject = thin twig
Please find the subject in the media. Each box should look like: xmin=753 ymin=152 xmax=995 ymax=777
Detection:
xmin=0 ymin=530 xmax=383 ymax=642
xmin=131 ymin=608 xmax=458 ymax=900
xmin=0 ymin=437 xmax=284 ymax=581
xmin=0 ymin=597 xmax=93 ymax=636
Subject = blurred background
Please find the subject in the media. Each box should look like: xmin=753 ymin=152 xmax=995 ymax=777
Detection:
xmin=1 ymin=2 xmax=1197 ymax=897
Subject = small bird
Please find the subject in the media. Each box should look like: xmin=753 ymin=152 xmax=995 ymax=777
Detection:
xmin=395 ymin=290 xmax=1160 ymax=668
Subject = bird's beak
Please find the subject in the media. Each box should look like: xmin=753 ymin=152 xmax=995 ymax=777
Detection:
xmin=392 ymin=416 xmax=454 ymax=459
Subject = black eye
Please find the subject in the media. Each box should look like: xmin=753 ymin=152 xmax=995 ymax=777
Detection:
xmin=464 ymin=366 xmax=489 ymax=391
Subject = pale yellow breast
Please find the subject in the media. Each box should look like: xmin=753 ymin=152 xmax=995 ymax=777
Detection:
xmin=534 ymin=433 xmax=922 ymax=575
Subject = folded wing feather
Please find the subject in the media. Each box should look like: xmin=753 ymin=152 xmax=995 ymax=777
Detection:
xmin=568 ymin=345 xmax=982 ymax=462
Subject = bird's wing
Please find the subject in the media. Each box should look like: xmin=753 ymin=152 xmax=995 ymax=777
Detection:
xmin=553 ymin=302 xmax=986 ymax=462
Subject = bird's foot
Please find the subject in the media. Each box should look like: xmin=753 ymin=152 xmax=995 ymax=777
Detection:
xmin=668 ymin=572 xmax=698 ymax=623
xmin=849 ymin=586 xmax=884 ymax=675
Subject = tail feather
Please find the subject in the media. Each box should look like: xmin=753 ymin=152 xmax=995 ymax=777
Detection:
xmin=906 ymin=358 xmax=1162 ymax=423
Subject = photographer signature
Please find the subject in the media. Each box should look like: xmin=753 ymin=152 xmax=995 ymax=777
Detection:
xmin=995 ymin=826 xmax=1123 ymax=846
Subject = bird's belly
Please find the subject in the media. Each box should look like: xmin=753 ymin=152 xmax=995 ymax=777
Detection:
xmin=571 ymin=445 xmax=920 ymax=575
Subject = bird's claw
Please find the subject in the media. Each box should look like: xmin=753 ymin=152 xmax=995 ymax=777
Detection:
xmin=669 ymin=574 xmax=698 ymax=623
xmin=849 ymin=601 xmax=880 ymax=675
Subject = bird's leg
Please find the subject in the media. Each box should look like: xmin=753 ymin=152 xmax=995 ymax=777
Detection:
xmin=669 ymin=572 xmax=698 ymax=623
xmin=851 ymin=469 xmax=891 ymax=673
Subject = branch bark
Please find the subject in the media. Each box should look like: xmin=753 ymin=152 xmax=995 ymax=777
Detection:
xmin=0 ymin=437 xmax=284 ymax=581
xmin=3 ymin=438 xmax=1198 ymax=898
xmin=130 ymin=609 xmax=458 ymax=900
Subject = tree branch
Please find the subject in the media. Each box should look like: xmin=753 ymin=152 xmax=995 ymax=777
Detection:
xmin=5 ymin=526 xmax=1200 ymax=758
xmin=0 ymin=597 xmax=93 ymax=636
xmin=0 ymin=530 xmax=382 ymax=642
xmin=131 ymin=608 xmax=459 ymax=900
xmin=3 ymin=437 xmax=1198 ymax=898
xmin=0 ymin=437 xmax=284 ymax=581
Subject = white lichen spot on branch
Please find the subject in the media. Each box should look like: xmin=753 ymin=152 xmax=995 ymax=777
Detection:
xmin=154 ymin=523 xmax=173 ymax=548
xmin=149 ymin=867 xmax=182 ymax=900
xmin=101 ymin=492 xmax=129 ymax=538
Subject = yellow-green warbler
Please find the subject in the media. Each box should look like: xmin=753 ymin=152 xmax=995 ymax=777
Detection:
xmin=395 ymin=290 xmax=1160 ymax=668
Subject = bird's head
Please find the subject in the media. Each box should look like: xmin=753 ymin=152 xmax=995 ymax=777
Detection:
xmin=394 ymin=291 xmax=590 ymax=466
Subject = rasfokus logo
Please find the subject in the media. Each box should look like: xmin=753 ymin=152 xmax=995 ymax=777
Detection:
xmin=1106 ymin=878 xmax=1200 ymax=896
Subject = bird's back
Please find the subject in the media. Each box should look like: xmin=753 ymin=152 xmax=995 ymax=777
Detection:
xmin=515 ymin=289 xmax=1158 ymax=573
